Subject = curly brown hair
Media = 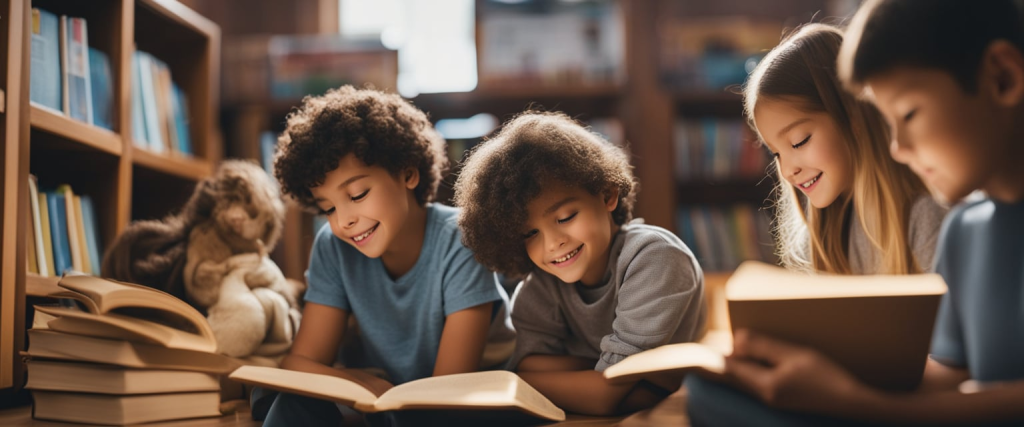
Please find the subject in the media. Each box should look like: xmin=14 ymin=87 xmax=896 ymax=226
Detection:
xmin=454 ymin=112 xmax=637 ymax=276
xmin=273 ymin=85 xmax=448 ymax=211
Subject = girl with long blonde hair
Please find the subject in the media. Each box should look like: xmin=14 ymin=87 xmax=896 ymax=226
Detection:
xmin=745 ymin=23 xmax=945 ymax=274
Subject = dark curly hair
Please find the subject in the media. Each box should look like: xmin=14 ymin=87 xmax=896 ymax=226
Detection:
xmin=454 ymin=112 xmax=637 ymax=276
xmin=273 ymin=85 xmax=448 ymax=211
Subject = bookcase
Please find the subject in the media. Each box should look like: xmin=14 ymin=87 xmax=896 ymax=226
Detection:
xmin=0 ymin=0 xmax=220 ymax=396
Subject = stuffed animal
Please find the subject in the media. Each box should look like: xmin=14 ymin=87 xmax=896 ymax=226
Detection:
xmin=102 ymin=160 xmax=303 ymax=358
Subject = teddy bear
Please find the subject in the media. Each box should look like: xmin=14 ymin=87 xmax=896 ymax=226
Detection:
xmin=102 ymin=160 xmax=304 ymax=358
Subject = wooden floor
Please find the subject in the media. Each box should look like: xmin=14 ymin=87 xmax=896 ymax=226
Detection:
xmin=0 ymin=391 xmax=690 ymax=426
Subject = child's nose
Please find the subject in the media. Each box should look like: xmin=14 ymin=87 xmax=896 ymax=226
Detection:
xmin=547 ymin=233 xmax=566 ymax=252
xmin=890 ymin=136 xmax=913 ymax=164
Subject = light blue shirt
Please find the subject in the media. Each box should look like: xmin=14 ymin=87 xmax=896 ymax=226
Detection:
xmin=930 ymin=198 xmax=1024 ymax=383
xmin=305 ymin=204 xmax=507 ymax=385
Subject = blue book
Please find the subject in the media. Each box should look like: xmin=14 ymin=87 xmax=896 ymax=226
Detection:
xmin=131 ymin=52 xmax=149 ymax=146
xmin=136 ymin=51 xmax=165 ymax=152
xmin=88 ymin=47 xmax=113 ymax=130
xmin=46 ymin=192 xmax=72 ymax=275
xmin=171 ymin=83 xmax=192 ymax=155
xmin=80 ymin=195 xmax=102 ymax=275
xmin=62 ymin=16 xmax=93 ymax=124
xmin=260 ymin=131 xmax=277 ymax=173
xmin=30 ymin=8 xmax=61 ymax=110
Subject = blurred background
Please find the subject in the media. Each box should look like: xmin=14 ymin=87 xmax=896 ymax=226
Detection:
xmin=182 ymin=0 xmax=862 ymax=281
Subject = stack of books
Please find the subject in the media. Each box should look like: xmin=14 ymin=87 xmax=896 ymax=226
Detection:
xmin=24 ymin=274 xmax=240 ymax=425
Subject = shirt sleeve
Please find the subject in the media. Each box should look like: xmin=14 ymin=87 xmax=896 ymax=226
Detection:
xmin=441 ymin=240 xmax=503 ymax=316
xmin=928 ymin=213 xmax=966 ymax=367
xmin=506 ymin=276 xmax=569 ymax=370
xmin=303 ymin=227 xmax=351 ymax=311
xmin=909 ymin=196 xmax=948 ymax=273
xmin=596 ymin=237 xmax=706 ymax=371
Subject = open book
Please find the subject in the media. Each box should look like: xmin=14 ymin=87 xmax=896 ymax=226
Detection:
xmin=229 ymin=366 xmax=565 ymax=422
xmin=38 ymin=274 xmax=216 ymax=353
xmin=604 ymin=261 xmax=947 ymax=391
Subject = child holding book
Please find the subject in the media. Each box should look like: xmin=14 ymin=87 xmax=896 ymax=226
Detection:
xmin=687 ymin=1 xmax=1024 ymax=425
xmin=257 ymin=86 xmax=515 ymax=425
xmin=454 ymin=112 xmax=707 ymax=416
xmin=746 ymin=23 xmax=946 ymax=276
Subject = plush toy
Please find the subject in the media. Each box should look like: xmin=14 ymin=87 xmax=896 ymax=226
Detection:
xmin=102 ymin=160 xmax=304 ymax=358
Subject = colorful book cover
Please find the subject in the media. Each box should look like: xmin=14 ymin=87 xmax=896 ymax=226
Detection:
xmin=57 ymin=184 xmax=83 ymax=273
xmin=73 ymin=195 xmax=91 ymax=275
xmin=136 ymin=51 xmax=165 ymax=152
xmin=29 ymin=176 xmax=50 ymax=276
xmin=80 ymin=195 xmax=102 ymax=275
xmin=45 ymin=192 xmax=72 ymax=275
xmin=38 ymin=193 xmax=56 ymax=277
xmin=88 ymin=47 xmax=113 ymax=130
xmin=30 ymin=8 xmax=62 ymax=111
xmin=63 ymin=16 xmax=93 ymax=124
xmin=172 ymin=84 xmax=192 ymax=155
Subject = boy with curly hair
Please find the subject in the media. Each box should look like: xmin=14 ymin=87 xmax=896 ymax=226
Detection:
xmin=258 ymin=86 xmax=514 ymax=425
xmin=454 ymin=112 xmax=707 ymax=416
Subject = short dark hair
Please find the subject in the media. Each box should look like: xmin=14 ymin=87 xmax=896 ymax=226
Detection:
xmin=453 ymin=112 xmax=637 ymax=276
xmin=839 ymin=0 xmax=1024 ymax=93
xmin=273 ymin=86 xmax=447 ymax=211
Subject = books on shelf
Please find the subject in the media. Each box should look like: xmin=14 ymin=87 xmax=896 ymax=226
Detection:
xmin=132 ymin=50 xmax=193 ymax=156
xmin=30 ymin=8 xmax=62 ymax=111
xmin=88 ymin=47 xmax=114 ymax=130
xmin=603 ymin=261 xmax=947 ymax=391
xmin=61 ymin=15 xmax=94 ymax=124
xmin=30 ymin=183 xmax=102 ymax=277
xmin=673 ymin=117 xmax=767 ymax=182
xmin=677 ymin=204 xmax=775 ymax=272
xmin=230 ymin=366 xmax=566 ymax=423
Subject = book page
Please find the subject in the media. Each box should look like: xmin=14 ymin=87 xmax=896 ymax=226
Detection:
xmin=373 ymin=371 xmax=565 ymax=421
xmin=228 ymin=366 xmax=377 ymax=409
xmin=37 ymin=306 xmax=216 ymax=353
xmin=603 ymin=343 xmax=725 ymax=384
xmin=726 ymin=261 xmax=947 ymax=301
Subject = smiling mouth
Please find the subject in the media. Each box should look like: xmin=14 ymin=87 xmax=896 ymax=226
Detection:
xmin=800 ymin=173 xmax=822 ymax=189
xmin=352 ymin=224 xmax=378 ymax=242
xmin=553 ymin=245 xmax=583 ymax=264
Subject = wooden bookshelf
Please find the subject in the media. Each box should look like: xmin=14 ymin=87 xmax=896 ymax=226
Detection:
xmin=0 ymin=0 xmax=220 ymax=397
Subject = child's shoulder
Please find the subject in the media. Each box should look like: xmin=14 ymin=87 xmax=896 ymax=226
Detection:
xmin=615 ymin=219 xmax=697 ymax=267
xmin=426 ymin=203 xmax=471 ymax=251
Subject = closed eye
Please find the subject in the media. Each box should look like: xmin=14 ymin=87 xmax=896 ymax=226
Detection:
xmin=903 ymin=109 xmax=917 ymax=122
xmin=557 ymin=212 xmax=578 ymax=224
xmin=351 ymin=189 xmax=369 ymax=201
xmin=522 ymin=229 xmax=538 ymax=240
xmin=319 ymin=207 xmax=336 ymax=215
xmin=792 ymin=135 xmax=810 ymax=149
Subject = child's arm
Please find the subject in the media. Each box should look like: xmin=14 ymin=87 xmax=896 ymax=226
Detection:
xmin=518 ymin=369 xmax=653 ymax=416
xmin=280 ymin=302 xmax=393 ymax=396
xmin=433 ymin=302 xmax=492 ymax=376
xmin=724 ymin=330 xmax=1024 ymax=424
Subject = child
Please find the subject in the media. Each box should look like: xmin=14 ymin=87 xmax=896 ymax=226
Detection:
xmin=687 ymin=1 xmax=1024 ymax=425
xmin=258 ymin=86 xmax=515 ymax=425
xmin=454 ymin=112 xmax=706 ymax=416
xmin=746 ymin=23 xmax=945 ymax=275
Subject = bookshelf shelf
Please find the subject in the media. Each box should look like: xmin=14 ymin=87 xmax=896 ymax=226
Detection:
xmin=676 ymin=179 xmax=774 ymax=205
xmin=131 ymin=146 xmax=212 ymax=181
xmin=30 ymin=105 xmax=123 ymax=156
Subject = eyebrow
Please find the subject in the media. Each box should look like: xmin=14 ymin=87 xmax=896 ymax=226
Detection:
xmin=313 ymin=174 xmax=369 ymax=202
xmin=544 ymin=196 xmax=578 ymax=216
xmin=776 ymin=118 xmax=812 ymax=140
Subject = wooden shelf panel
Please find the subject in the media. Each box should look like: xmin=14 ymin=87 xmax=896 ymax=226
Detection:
xmin=676 ymin=178 xmax=774 ymax=205
xmin=131 ymin=146 xmax=212 ymax=181
xmin=30 ymin=105 xmax=123 ymax=156
xmin=674 ymin=91 xmax=744 ymax=116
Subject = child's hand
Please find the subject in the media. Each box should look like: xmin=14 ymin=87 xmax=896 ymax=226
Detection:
xmin=724 ymin=329 xmax=870 ymax=416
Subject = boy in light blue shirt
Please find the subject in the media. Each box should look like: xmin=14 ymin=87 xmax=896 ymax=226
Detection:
xmin=258 ymin=86 xmax=514 ymax=425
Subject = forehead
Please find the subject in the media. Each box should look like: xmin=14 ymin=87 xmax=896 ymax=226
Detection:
xmin=526 ymin=182 xmax=588 ymax=216
xmin=864 ymin=66 xmax=964 ymax=106
xmin=753 ymin=98 xmax=827 ymax=142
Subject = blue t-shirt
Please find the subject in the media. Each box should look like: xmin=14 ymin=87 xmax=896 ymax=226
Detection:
xmin=305 ymin=203 xmax=505 ymax=385
xmin=930 ymin=198 xmax=1024 ymax=383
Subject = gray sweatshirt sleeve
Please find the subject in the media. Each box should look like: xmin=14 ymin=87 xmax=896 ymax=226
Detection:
xmin=909 ymin=196 xmax=948 ymax=272
xmin=595 ymin=235 xmax=706 ymax=371
xmin=506 ymin=275 xmax=567 ymax=371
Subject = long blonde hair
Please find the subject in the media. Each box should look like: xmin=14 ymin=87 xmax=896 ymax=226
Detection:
xmin=744 ymin=24 xmax=928 ymax=275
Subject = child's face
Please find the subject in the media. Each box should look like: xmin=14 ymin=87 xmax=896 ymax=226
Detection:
xmin=521 ymin=183 xmax=620 ymax=286
xmin=865 ymin=67 xmax=1006 ymax=204
xmin=311 ymin=153 xmax=418 ymax=258
xmin=754 ymin=98 xmax=854 ymax=208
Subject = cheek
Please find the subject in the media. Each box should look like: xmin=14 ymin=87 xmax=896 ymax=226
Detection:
xmin=524 ymin=238 xmax=544 ymax=264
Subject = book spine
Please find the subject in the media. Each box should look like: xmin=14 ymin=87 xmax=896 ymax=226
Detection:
xmin=45 ymin=192 xmax=71 ymax=275
xmin=64 ymin=17 xmax=93 ymax=124
xmin=58 ymin=185 xmax=83 ymax=272
xmin=80 ymin=196 xmax=102 ymax=275
xmin=88 ymin=47 xmax=113 ymax=130
xmin=73 ymin=195 xmax=91 ymax=275
xmin=29 ymin=176 xmax=50 ymax=276
xmin=29 ymin=8 xmax=62 ymax=111
xmin=131 ymin=51 xmax=149 ymax=146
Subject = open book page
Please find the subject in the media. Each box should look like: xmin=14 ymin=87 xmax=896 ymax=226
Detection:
xmin=53 ymin=274 xmax=215 ymax=342
xmin=229 ymin=366 xmax=377 ymax=409
xmin=37 ymin=306 xmax=216 ymax=353
xmin=372 ymin=371 xmax=565 ymax=421
xmin=603 ymin=343 xmax=726 ymax=384
xmin=726 ymin=261 xmax=947 ymax=300
xmin=26 ymin=329 xmax=239 ymax=374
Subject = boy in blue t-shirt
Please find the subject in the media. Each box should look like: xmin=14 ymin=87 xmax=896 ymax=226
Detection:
xmin=258 ymin=86 xmax=514 ymax=425
xmin=686 ymin=1 xmax=1024 ymax=425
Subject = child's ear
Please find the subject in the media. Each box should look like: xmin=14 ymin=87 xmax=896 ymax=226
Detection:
xmin=982 ymin=40 xmax=1024 ymax=107
xmin=603 ymin=187 xmax=620 ymax=212
xmin=403 ymin=167 xmax=420 ymax=190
